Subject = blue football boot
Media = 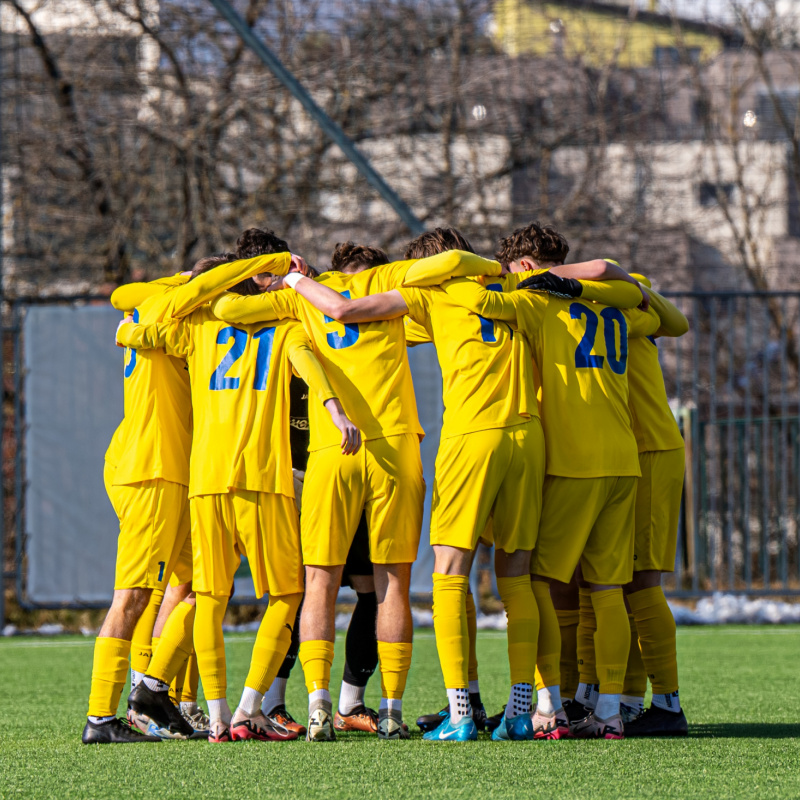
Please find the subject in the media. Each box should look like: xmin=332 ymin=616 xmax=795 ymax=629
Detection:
xmin=422 ymin=715 xmax=478 ymax=742
xmin=491 ymin=712 xmax=534 ymax=741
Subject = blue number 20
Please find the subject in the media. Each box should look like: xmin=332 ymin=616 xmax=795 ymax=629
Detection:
xmin=569 ymin=302 xmax=628 ymax=375
xmin=209 ymin=326 xmax=276 ymax=391
xmin=325 ymin=291 xmax=360 ymax=350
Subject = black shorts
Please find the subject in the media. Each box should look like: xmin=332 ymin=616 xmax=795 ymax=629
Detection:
xmin=341 ymin=512 xmax=373 ymax=588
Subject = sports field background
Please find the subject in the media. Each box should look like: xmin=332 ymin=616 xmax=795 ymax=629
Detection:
xmin=2 ymin=626 xmax=798 ymax=800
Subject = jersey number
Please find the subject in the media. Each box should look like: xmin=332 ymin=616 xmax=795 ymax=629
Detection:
xmin=479 ymin=284 xmax=507 ymax=342
xmin=209 ymin=326 xmax=277 ymax=391
xmin=569 ymin=302 xmax=628 ymax=375
xmin=123 ymin=309 xmax=140 ymax=378
xmin=325 ymin=290 xmax=360 ymax=349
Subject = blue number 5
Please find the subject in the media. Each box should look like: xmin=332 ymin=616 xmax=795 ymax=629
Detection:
xmin=325 ymin=291 xmax=360 ymax=349
xmin=209 ymin=327 xmax=248 ymax=390
xmin=123 ymin=309 xmax=140 ymax=378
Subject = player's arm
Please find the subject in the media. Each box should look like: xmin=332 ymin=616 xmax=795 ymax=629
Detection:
xmin=401 ymin=250 xmax=502 ymax=287
xmin=211 ymin=289 xmax=299 ymax=325
xmin=285 ymin=325 xmax=362 ymax=455
xmin=405 ymin=316 xmax=433 ymax=346
xmin=110 ymin=273 xmax=189 ymax=313
xmin=283 ymin=273 xmax=409 ymax=323
xmin=631 ymin=274 xmax=688 ymax=337
xmin=625 ymin=305 xmax=662 ymax=339
xmin=442 ymin=277 xmax=520 ymax=323
xmin=169 ymin=252 xmax=293 ymax=318
xmin=115 ymin=318 xmax=188 ymax=356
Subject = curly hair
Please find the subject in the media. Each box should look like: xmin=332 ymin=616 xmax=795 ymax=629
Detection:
xmin=330 ymin=241 xmax=390 ymax=272
xmin=235 ymin=227 xmax=289 ymax=260
xmin=403 ymin=227 xmax=475 ymax=259
xmin=495 ymin=222 xmax=569 ymax=268
xmin=189 ymin=252 xmax=237 ymax=280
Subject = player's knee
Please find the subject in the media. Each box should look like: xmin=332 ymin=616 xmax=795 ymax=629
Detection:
xmin=624 ymin=570 xmax=662 ymax=594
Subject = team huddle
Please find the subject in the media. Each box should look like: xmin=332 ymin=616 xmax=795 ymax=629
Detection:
xmin=82 ymin=220 xmax=689 ymax=745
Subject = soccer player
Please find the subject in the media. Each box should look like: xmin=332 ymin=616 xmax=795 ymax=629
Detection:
xmin=211 ymin=234 xmax=491 ymax=740
xmin=82 ymin=253 xmax=276 ymax=744
xmin=275 ymin=228 xmax=645 ymax=742
xmin=440 ymin=262 xmax=662 ymax=739
xmin=620 ymin=273 xmax=689 ymax=737
xmin=117 ymin=231 xmax=361 ymax=743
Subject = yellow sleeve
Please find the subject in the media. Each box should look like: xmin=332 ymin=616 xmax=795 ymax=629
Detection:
xmin=169 ymin=253 xmax=291 ymax=318
xmin=285 ymin=324 xmax=338 ymax=404
xmin=110 ymin=274 xmax=189 ymax=313
xmin=117 ymin=321 xmax=167 ymax=351
xmin=442 ymin=277 xmax=518 ymax=323
xmin=630 ymin=273 xmax=688 ymax=337
xmin=404 ymin=317 xmax=432 ymax=345
xmin=578 ymin=279 xmax=643 ymax=309
xmin=626 ymin=306 xmax=661 ymax=339
xmin=211 ymin=290 xmax=299 ymax=325
xmin=402 ymin=250 xmax=502 ymax=287
xmin=395 ymin=287 xmax=433 ymax=344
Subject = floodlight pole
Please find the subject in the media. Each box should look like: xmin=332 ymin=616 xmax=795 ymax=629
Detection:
xmin=206 ymin=0 xmax=425 ymax=236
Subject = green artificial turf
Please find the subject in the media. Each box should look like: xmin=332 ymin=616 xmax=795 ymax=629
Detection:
xmin=1 ymin=626 xmax=799 ymax=799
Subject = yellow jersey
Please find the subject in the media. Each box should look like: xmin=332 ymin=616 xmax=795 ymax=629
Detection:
xmin=116 ymin=309 xmax=337 ymax=498
xmin=444 ymin=281 xmax=661 ymax=478
xmin=627 ymin=275 xmax=688 ymax=453
xmin=107 ymin=254 xmax=289 ymax=486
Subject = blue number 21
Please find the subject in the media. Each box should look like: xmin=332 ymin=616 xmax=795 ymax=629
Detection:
xmin=209 ymin=326 xmax=276 ymax=391
xmin=569 ymin=302 xmax=628 ymax=375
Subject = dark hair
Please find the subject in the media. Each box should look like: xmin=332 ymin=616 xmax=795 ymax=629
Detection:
xmin=235 ymin=227 xmax=289 ymax=259
xmin=190 ymin=252 xmax=237 ymax=280
xmin=331 ymin=241 xmax=390 ymax=272
xmin=403 ymin=227 xmax=475 ymax=259
xmin=495 ymin=222 xmax=569 ymax=268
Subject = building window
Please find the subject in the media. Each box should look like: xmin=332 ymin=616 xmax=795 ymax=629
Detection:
xmin=698 ymin=182 xmax=734 ymax=207
xmin=654 ymin=45 xmax=701 ymax=68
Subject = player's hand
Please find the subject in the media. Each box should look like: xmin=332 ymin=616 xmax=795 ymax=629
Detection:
xmin=115 ymin=315 xmax=133 ymax=347
xmin=289 ymin=254 xmax=314 ymax=277
xmin=324 ymin=398 xmax=362 ymax=455
xmin=637 ymin=285 xmax=651 ymax=311
xmin=516 ymin=272 xmax=582 ymax=298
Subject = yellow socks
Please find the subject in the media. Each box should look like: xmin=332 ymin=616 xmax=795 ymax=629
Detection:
xmin=182 ymin=652 xmax=200 ymax=704
xmin=465 ymin=591 xmax=479 ymax=685
xmin=498 ymin=576 xmax=538 ymax=687
xmin=378 ymin=641 xmax=413 ymax=699
xmin=556 ymin=608 xmax=580 ymax=698
xmin=577 ymin=586 xmax=598 ymax=685
xmin=532 ymin=580 xmax=561 ymax=690
xmin=87 ymin=637 xmax=131 ymax=718
xmin=628 ymin=586 xmax=679 ymax=695
xmin=244 ymin=593 xmax=302 ymax=695
xmin=432 ymin=573 xmax=469 ymax=689
xmin=591 ymin=588 xmax=630 ymax=695
xmin=148 ymin=601 xmax=195 ymax=685
xmin=623 ymin=613 xmax=647 ymax=700
xmin=299 ymin=640 xmax=335 ymax=694
xmin=130 ymin=588 xmax=163 ymax=677
xmin=194 ymin=592 xmax=229 ymax=701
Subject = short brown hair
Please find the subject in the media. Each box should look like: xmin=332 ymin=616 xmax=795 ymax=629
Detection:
xmin=331 ymin=241 xmax=390 ymax=272
xmin=235 ymin=227 xmax=289 ymax=259
xmin=403 ymin=227 xmax=475 ymax=259
xmin=495 ymin=222 xmax=569 ymax=268
xmin=190 ymin=252 xmax=236 ymax=280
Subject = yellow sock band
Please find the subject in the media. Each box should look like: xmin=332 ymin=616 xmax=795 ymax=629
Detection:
xmin=465 ymin=591 xmax=479 ymax=684
xmin=432 ymin=573 xmax=469 ymax=689
xmin=628 ymin=585 xmax=678 ymax=694
xmin=555 ymin=608 xmax=580 ymax=697
xmin=183 ymin=651 xmax=199 ymax=703
xmin=378 ymin=641 xmax=413 ymax=699
xmin=245 ymin=593 xmax=302 ymax=693
xmin=623 ymin=613 xmax=647 ymax=696
xmin=299 ymin=640 xmax=334 ymax=693
xmin=194 ymin=593 xmax=229 ymax=701
xmin=591 ymin=588 xmax=630 ymax=695
xmin=577 ymin=586 xmax=598 ymax=684
xmin=497 ymin=576 xmax=538 ymax=687
xmin=532 ymin=580 xmax=560 ymax=690
xmin=170 ymin=653 xmax=189 ymax=705
xmin=149 ymin=601 xmax=195 ymax=684
xmin=87 ymin=637 xmax=131 ymax=718
xmin=129 ymin=588 xmax=164 ymax=673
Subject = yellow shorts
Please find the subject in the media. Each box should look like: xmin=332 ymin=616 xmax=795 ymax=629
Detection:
xmin=634 ymin=448 xmax=685 ymax=572
xmin=104 ymin=463 xmax=191 ymax=591
xmin=301 ymin=434 xmax=424 ymax=566
xmin=479 ymin=517 xmax=494 ymax=548
xmin=190 ymin=490 xmax=303 ymax=598
xmin=431 ymin=420 xmax=545 ymax=553
xmin=533 ymin=475 xmax=637 ymax=585
xmin=169 ymin=531 xmax=194 ymax=587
